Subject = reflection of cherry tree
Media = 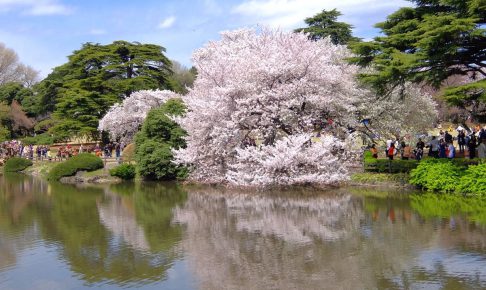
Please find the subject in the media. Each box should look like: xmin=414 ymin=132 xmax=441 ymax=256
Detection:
xmin=173 ymin=187 xmax=443 ymax=290
xmin=97 ymin=191 xmax=150 ymax=251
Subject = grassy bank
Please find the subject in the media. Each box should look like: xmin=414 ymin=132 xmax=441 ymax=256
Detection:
xmin=350 ymin=172 xmax=411 ymax=188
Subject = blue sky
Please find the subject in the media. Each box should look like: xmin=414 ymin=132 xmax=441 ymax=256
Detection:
xmin=0 ymin=0 xmax=410 ymax=78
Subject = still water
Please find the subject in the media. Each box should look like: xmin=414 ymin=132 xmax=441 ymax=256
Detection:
xmin=1 ymin=174 xmax=486 ymax=290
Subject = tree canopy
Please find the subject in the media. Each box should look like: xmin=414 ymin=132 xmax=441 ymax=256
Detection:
xmin=36 ymin=41 xmax=174 ymax=138
xmin=294 ymin=9 xmax=360 ymax=45
xmin=350 ymin=0 xmax=486 ymax=118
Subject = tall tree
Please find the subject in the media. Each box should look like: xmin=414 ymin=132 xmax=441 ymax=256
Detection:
xmin=350 ymin=0 xmax=486 ymax=119
xmin=167 ymin=61 xmax=196 ymax=94
xmin=294 ymin=9 xmax=360 ymax=45
xmin=0 ymin=82 xmax=37 ymax=116
xmin=0 ymin=43 xmax=39 ymax=87
xmin=36 ymin=41 xmax=174 ymax=139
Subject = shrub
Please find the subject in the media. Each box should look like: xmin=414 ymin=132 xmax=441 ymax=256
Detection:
xmin=4 ymin=157 xmax=33 ymax=172
xmin=364 ymin=158 xmax=419 ymax=173
xmin=47 ymin=153 xmax=103 ymax=181
xmin=455 ymin=163 xmax=486 ymax=195
xmin=21 ymin=133 xmax=55 ymax=145
xmin=110 ymin=163 xmax=136 ymax=180
xmin=409 ymin=159 xmax=463 ymax=193
xmin=135 ymin=99 xmax=188 ymax=180
xmin=122 ymin=143 xmax=135 ymax=163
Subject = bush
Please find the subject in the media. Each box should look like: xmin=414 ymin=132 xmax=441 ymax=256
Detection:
xmin=364 ymin=158 xmax=419 ymax=173
xmin=122 ymin=143 xmax=135 ymax=163
xmin=110 ymin=163 xmax=136 ymax=180
xmin=456 ymin=163 xmax=486 ymax=195
xmin=135 ymin=99 xmax=188 ymax=180
xmin=4 ymin=157 xmax=33 ymax=172
xmin=47 ymin=153 xmax=103 ymax=181
xmin=409 ymin=159 xmax=463 ymax=193
xmin=21 ymin=133 xmax=55 ymax=145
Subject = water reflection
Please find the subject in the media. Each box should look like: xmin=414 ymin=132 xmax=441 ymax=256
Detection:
xmin=0 ymin=175 xmax=187 ymax=287
xmin=174 ymin=187 xmax=486 ymax=290
xmin=1 ymin=175 xmax=486 ymax=289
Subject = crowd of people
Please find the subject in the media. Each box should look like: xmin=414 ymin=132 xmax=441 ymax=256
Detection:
xmin=370 ymin=128 xmax=486 ymax=161
xmin=0 ymin=140 xmax=125 ymax=163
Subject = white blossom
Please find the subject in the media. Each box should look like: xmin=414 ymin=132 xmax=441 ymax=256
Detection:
xmin=174 ymin=28 xmax=363 ymax=186
xmin=98 ymin=90 xmax=181 ymax=143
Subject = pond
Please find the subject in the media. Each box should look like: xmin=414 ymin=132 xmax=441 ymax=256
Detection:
xmin=1 ymin=174 xmax=486 ymax=290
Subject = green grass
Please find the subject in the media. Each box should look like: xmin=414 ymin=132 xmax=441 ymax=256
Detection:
xmin=351 ymin=172 xmax=410 ymax=185
xmin=4 ymin=158 xmax=33 ymax=172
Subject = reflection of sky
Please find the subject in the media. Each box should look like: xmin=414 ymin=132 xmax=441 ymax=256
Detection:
xmin=391 ymin=248 xmax=486 ymax=289
xmin=0 ymin=241 xmax=196 ymax=290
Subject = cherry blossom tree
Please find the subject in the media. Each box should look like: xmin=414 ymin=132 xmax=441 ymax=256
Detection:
xmin=174 ymin=28 xmax=364 ymax=186
xmin=174 ymin=28 xmax=437 ymax=186
xmin=358 ymin=84 xmax=438 ymax=141
xmin=98 ymin=89 xmax=180 ymax=143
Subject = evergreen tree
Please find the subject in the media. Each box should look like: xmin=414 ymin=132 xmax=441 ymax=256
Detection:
xmin=36 ymin=41 xmax=173 ymax=139
xmin=294 ymin=9 xmax=360 ymax=45
xmin=351 ymin=0 xmax=485 ymax=118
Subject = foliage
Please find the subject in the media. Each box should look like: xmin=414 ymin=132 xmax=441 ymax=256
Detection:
xmin=47 ymin=153 xmax=103 ymax=181
xmin=294 ymin=9 xmax=360 ymax=45
xmin=364 ymin=157 xmax=419 ymax=173
xmin=98 ymin=90 xmax=181 ymax=143
xmin=4 ymin=157 xmax=33 ymax=172
xmin=350 ymin=0 xmax=486 ymax=116
xmin=455 ymin=163 xmax=486 ymax=195
xmin=0 ymin=125 xmax=9 ymax=142
xmin=122 ymin=143 xmax=135 ymax=162
xmin=135 ymin=99 xmax=187 ymax=180
xmin=0 ymin=82 xmax=37 ymax=115
xmin=109 ymin=163 xmax=136 ymax=180
xmin=167 ymin=61 xmax=196 ymax=94
xmin=409 ymin=159 xmax=464 ymax=193
xmin=411 ymin=193 xmax=486 ymax=225
xmin=36 ymin=41 xmax=173 ymax=138
xmin=21 ymin=133 xmax=55 ymax=145
xmin=34 ymin=118 xmax=57 ymax=133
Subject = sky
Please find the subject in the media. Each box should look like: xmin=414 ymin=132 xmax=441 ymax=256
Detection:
xmin=0 ymin=0 xmax=410 ymax=78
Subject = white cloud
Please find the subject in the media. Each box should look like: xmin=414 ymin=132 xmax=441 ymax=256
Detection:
xmin=0 ymin=0 xmax=72 ymax=15
xmin=232 ymin=0 xmax=408 ymax=29
xmin=158 ymin=16 xmax=176 ymax=29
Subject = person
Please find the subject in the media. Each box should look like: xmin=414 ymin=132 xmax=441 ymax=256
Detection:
xmin=79 ymin=144 xmax=84 ymax=153
xmin=458 ymin=130 xmax=466 ymax=153
xmin=447 ymin=142 xmax=455 ymax=159
xmin=468 ymin=133 xmax=478 ymax=159
xmin=415 ymin=138 xmax=425 ymax=160
xmin=480 ymin=128 xmax=486 ymax=142
xmin=387 ymin=143 xmax=396 ymax=160
xmin=428 ymin=136 xmax=439 ymax=158
xmin=439 ymin=139 xmax=447 ymax=158
xmin=444 ymin=131 xmax=453 ymax=144
xmin=402 ymin=143 xmax=411 ymax=160
xmin=386 ymin=139 xmax=393 ymax=156
xmin=115 ymin=142 xmax=121 ymax=162
xmin=370 ymin=144 xmax=378 ymax=158
xmin=478 ymin=139 xmax=486 ymax=159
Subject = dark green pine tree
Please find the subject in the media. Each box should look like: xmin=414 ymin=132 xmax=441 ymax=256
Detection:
xmin=350 ymin=0 xmax=486 ymax=119
xmin=36 ymin=41 xmax=173 ymax=139
xmin=294 ymin=9 xmax=360 ymax=45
